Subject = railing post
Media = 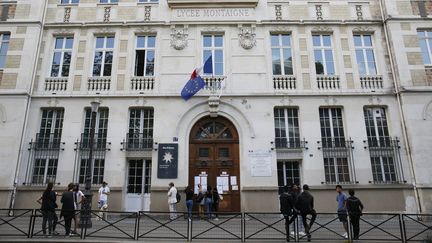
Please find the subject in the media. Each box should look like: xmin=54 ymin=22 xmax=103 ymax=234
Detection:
xmin=28 ymin=209 xmax=35 ymax=238
xmin=134 ymin=211 xmax=139 ymax=240
xmin=241 ymin=212 xmax=245 ymax=242
xmin=295 ymin=214 xmax=299 ymax=242
xmin=188 ymin=214 xmax=192 ymax=242
xmin=347 ymin=215 xmax=352 ymax=242
xmin=399 ymin=214 xmax=407 ymax=243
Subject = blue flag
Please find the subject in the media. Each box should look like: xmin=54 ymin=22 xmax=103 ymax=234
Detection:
xmin=181 ymin=76 xmax=205 ymax=101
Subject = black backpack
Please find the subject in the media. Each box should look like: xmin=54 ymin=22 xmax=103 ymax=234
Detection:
xmin=176 ymin=192 xmax=181 ymax=203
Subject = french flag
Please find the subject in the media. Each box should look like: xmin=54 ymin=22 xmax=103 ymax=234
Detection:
xmin=181 ymin=56 xmax=212 ymax=101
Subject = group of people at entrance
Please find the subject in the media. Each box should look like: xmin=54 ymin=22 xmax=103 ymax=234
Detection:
xmin=167 ymin=182 xmax=222 ymax=220
xmin=36 ymin=181 xmax=110 ymax=238
xmin=279 ymin=184 xmax=364 ymax=242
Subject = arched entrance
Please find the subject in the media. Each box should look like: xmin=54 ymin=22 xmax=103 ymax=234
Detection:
xmin=189 ymin=116 xmax=240 ymax=212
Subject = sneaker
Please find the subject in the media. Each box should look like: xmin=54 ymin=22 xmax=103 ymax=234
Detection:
xmin=299 ymin=231 xmax=306 ymax=236
xmin=52 ymin=231 xmax=59 ymax=236
xmin=307 ymin=234 xmax=311 ymax=242
xmin=343 ymin=232 xmax=348 ymax=239
xmin=290 ymin=231 xmax=295 ymax=235
xmin=214 ymin=218 xmax=219 ymax=221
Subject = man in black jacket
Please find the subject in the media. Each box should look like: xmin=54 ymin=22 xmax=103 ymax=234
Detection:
xmin=346 ymin=189 xmax=364 ymax=240
xmin=279 ymin=185 xmax=296 ymax=242
xmin=295 ymin=184 xmax=317 ymax=242
xmin=60 ymin=183 xmax=75 ymax=237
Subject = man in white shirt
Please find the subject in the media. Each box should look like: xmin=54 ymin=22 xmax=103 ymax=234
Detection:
xmin=98 ymin=181 xmax=110 ymax=220
xmin=167 ymin=182 xmax=177 ymax=220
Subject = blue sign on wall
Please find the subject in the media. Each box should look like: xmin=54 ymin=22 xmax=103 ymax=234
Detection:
xmin=157 ymin=143 xmax=178 ymax=179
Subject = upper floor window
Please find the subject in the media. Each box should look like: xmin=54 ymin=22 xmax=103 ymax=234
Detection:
xmin=418 ymin=30 xmax=432 ymax=65
xmin=354 ymin=34 xmax=377 ymax=75
xmin=0 ymin=33 xmax=10 ymax=69
xmin=100 ymin=0 xmax=118 ymax=3
xmin=138 ymin=0 xmax=158 ymax=2
xmin=271 ymin=34 xmax=293 ymax=75
xmin=274 ymin=107 xmax=300 ymax=148
xmin=203 ymin=35 xmax=224 ymax=76
xmin=135 ymin=36 xmax=155 ymax=77
xmin=92 ymin=36 xmax=114 ymax=77
xmin=313 ymin=34 xmax=335 ymax=75
xmin=50 ymin=37 xmax=73 ymax=77
xmin=60 ymin=0 xmax=79 ymax=4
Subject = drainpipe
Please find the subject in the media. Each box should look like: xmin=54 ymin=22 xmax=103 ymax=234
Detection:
xmin=378 ymin=0 xmax=422 ymax=213
xmin=9 ymin=0 xmax=48 ymax=214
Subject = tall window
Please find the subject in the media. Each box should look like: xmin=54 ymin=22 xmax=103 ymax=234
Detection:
xmin=50 ymin=37 xmax=73 ymax=77
xmin=277 ymin=161 xmax=300 ymax=194
xmin=271 ymin=34 xmax=293 ymax=75
xmin=418 ymin=30 xmax=432 ymax=65
xmin=138 ymin=0 xmax=158 ymax=2
xmin=203 ymin=35 xmax=224 ymax=75
xmin=313 ymin=34 xmax=335 ymax=75
xmin=319 ymin=108 xmax=350 ymax=183
xmin=0 ymin=33 xmax=10 ymax=69
xmin=135 ymin=36 xmax=155 ymax=76
xmin=364 ymin=107 xmax=397 ymax=182
xmin=60 ymin=0 xmax=79 ymax=3
xmin=128 ymin=108 xmax=154 ymax=149
xmin=79 ymin=108 xmax=109 ymax=184
xmin=274 ymin=107 xmax=300 ymax=148
xmin=127 ymin=160 xmax=152 ymax=194
xmin=100 ymin=0 xmax=118 ymax=3
xmin=354 ymin=35 xmax=377 ymax=75
xmin=32 ymin=109 xmax=64 ymax=184
xmin=92 ymin=36 xmax=114 ymax=77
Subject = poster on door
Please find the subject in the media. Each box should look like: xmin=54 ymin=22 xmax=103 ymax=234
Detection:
xmin=157 ymin=143 xmax=178 ymax=178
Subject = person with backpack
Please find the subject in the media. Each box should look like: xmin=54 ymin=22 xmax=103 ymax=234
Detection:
xmin=36 ymin=182 xmax=59 ymax=237
xmin=295 ymin=184 xmax=317 ymax=242
xmin=279 ymin=185 xmax=296 ymax=242
xmin=346 ymin=189 xmax=364 ymax=240
xmin=167 ymin=182 xmax=177 ymax=220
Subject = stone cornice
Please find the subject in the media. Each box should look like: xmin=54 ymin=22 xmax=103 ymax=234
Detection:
xmin=167 ymin=0 xmax=258 ymax=8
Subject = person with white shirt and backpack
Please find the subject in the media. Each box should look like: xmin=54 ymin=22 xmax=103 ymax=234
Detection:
xmin=167 ymin=182 xmax=177 ymax=220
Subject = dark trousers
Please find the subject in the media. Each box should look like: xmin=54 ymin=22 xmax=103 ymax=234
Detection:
xmin=212 ymin=203 xmax=219 ymax=218
xmin=63 ymin=214 xmax=73 ymax=235
xmin=284 ymin=212 xmax=297 ymax=241
xmin=41 ymin=210 xmax=57 ymax=234
xmin=349 ymin=214 xmax=361 ymax=239
xmin=300 ymin=210 xmax=317 ymax=236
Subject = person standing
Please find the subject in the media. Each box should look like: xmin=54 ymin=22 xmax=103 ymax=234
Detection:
xmin=98 ymin=181 xmax=110 ymax=220
xmin=37 ymin=182 xmax=59 ymax=237
xmin=295 ymin=184 xmax=317 ymax=242
xmin=72 ymin=183 xmax=84 ymax=235
xmin=346 ymin=189 xmax=364 ymax=240
xmin=335 ymin=185 xmax=348 ymax=239
xmin=211 ymin=187 xmax=220 ymax=220
xmin=184 ymin=186 xmax=194 ymax=219
xmin=167 ymin=182 xmax=177 ymax=220
xmin=279 ymin=185 xmax=296 ymax=242
xmin=204 ymin=185 xmax=213 ymax=219
xmin=197 ymin=184 xmax=205 ymax=219
xmin=60 ymin=183 xmax=75 ymax=237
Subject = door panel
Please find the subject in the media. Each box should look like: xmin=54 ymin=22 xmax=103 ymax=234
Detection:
xmin=125 ymin=159 xmax=151 ymax=212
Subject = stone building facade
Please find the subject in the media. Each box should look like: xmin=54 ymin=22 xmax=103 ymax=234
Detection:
xmin=0 ymin=0 xmax=431 ymax=213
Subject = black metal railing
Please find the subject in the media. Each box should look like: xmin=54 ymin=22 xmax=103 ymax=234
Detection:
xmin=122 ymin=133 xmax=153 ymax=151
xmin=33 ymin=133 xmax=63 ymax=150
xmin=2 ymin=209 xmax=431 ymax=242
xmin=274 ymin=138 xmax=308 ymax=150
xmin=78 ymin=133 xmax=109 ymax=150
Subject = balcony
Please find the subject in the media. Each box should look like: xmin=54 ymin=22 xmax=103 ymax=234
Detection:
xmin=131 ymin=76 xmax=155 ymax=91
xmin=88 ymin=77 xmax=111 ymax=91
xmin=273 ymin=138 xmax=307 ymax=160
xmin=76 ymin=133 xmax=110 ymax=151
xmin=317 ymin=75 xmax=340 ymax=89
xmin=203 ymin=76 xmax=225 ymax=93
xmin=121 ymin=133 xmax=153 ymax=158
xmin=44 ymin=77 xmax=68 ymax=92
xmin=30 ymin=133 xmax=63 ymax=150
xmin=360 ymin=75 xmax=383 ymax=89
xmin=273 ymin=75 xmax=296 ymax=91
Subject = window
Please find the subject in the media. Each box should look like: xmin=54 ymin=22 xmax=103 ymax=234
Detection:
xmin=100 ymin=0 xmax=118 ymax=3
xmin=418 ymin=30 xmax=432 ymax=65
xmin=354 ymin=35 xmax=377 ymax=75
xmin=50 ymin=37 xmax=73 ymax=77
xmin=32 ymin=109 xmax=64 ymax=184
xmin=271 ymin=34 xmax=293 ymax=75
xmin=203 ymin=35 xmax=224 ymax=75
xmin=319 ymin=108 xmax=351 ymax=183
xmin=274 ymin=107 xmax=300 ymax=148
xmin=135 ymin=36 xmax=155 ymax=76
xmin=92 ymin=36 xmax=114 ymax=77
xmin=138 ymin=0 xmax=158 ymax=3
xmin=127 ymin=160 xmax=152 ymax=194
xmin=0 ymin=33 xmax=10 ymax=69
xmin=60 ymin=0 xmax=79 ymax=4
xmin=364 ymin=107 xmax=397 ymax=182
xmin=79 ymin=108 xmax=109 ymax=184
xmin=313 ymin=35 xmax=335 ymax=75
xmin=277 ymin=161 xmax=300 ymax=194
xmin=128 ymin=108 xmax=154 ymax=149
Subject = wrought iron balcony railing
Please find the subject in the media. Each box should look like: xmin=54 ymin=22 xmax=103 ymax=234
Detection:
xmin=274 ymin=138 xmax=308 ymax=150
xmin=121 ymin=133 xmax=153 ymax=151
xmin=76 ymin=133 xmax=110 ymax=150
xmin=30 ymin=133 xmax=63 ymax=150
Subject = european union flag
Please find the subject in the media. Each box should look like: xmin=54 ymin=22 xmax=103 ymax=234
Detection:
xmin=181 ymin=76 xmax=205 ymax=101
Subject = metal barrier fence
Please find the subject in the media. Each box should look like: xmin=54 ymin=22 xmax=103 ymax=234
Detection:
xmin=0 ymin=209 xmax=431 ymax=242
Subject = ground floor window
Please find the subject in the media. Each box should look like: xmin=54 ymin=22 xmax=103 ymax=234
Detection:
xmin=277 ymin=161 xmax=300 ymax=194
xmin=127 ymin=159 xmax=152 ymax=194
xmin=79 ymin=158 xmax=105 ymax=185
xmin=32 ymin=158 xmax=58 ymax=184
xmin=323 ymin=157 xmax=350 ymax=183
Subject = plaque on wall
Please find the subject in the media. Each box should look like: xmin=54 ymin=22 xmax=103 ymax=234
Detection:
xmin=157 ymin=143 xmax=178 ymax=179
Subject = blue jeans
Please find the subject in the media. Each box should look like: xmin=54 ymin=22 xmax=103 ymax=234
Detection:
xmin=186 ymin=200 xmax=193 ymax=218
xmin=205 ymin=198 xmax=212 ymax=219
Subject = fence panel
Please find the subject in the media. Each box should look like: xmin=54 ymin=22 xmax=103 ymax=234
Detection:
xmin=244 ymin=212 xmax=293 ymax=241
xmin=0 ymin=209 xmax=33 ymax=238
xmin=138 ymin=211 xmax=188 ymax=240
xmin=82 ymin=210 xmax=137 ymax=240
xmin=403 ymin=214 xmax=432 ymax=242
xmin=296 ymin=213 xmax=348 ymax=241
xmin=355 ymin=213 xmax=403 ymax=241
xmin=191 ymin=212 xmax=242 ymax=240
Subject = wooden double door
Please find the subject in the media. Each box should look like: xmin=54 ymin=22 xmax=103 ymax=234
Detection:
xmin=189 ymin=116 xmax=240 ymax=212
